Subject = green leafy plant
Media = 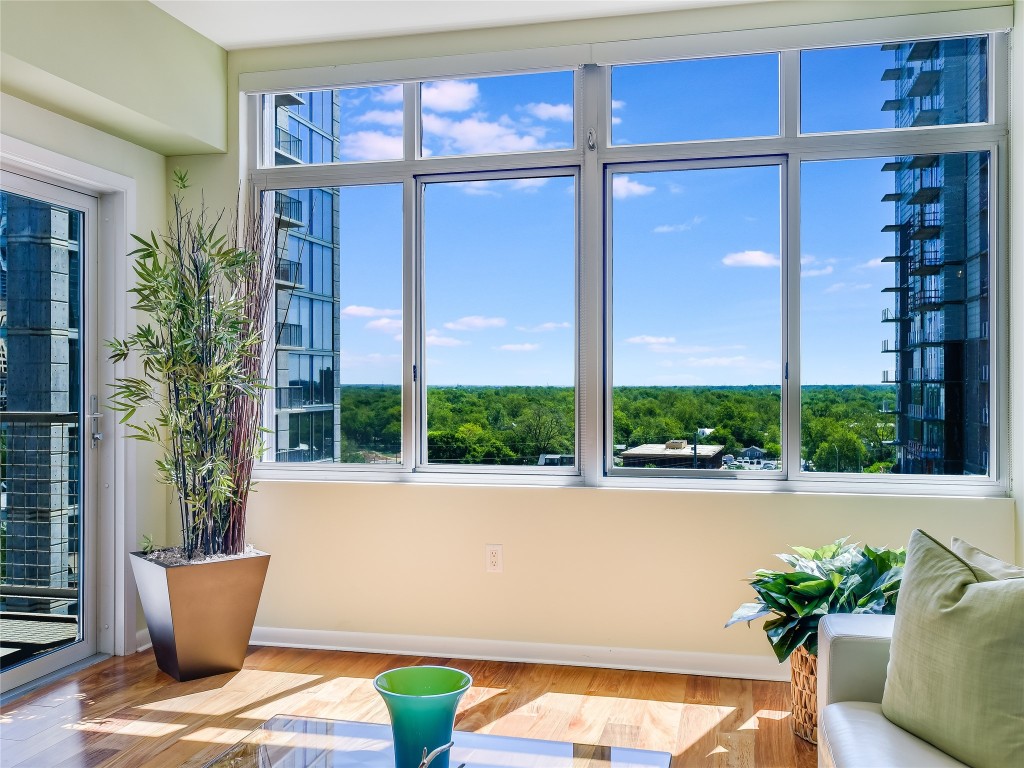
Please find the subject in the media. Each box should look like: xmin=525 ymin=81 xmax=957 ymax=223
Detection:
xmin=726 ymin=539 xmax=906 ymax=662
xmin=108 ymin=170 xmax=279 ymax=561
xmin=141 ymin=534 xmax=156 ymax=555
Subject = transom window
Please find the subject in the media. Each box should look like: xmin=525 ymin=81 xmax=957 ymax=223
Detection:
xmin=249 ymin=26 xmax=1006 ymax=491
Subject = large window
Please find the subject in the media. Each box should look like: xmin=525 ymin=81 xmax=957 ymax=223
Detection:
xmin=251 ymin=24 xmax=1005 ymax=489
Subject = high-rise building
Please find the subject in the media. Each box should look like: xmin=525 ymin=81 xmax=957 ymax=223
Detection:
xmin=269 ymin=92 xmax=342 ymax=463
xmin=882 ymin=38 xmax=989 ymax=475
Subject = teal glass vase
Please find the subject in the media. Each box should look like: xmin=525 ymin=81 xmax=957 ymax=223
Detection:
xmin=374 ymin=666 xmax=473 ymax=768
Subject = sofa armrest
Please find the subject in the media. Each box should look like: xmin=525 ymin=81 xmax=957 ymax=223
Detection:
xmin=817 ymin=614 xmax=895 ymax=710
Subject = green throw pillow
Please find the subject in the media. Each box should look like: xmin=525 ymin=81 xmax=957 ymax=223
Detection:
xmin=881 ymin=530 xmax=1024 ymax=768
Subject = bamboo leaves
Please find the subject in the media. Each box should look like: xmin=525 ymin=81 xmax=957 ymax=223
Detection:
xmin=108 ymin=176 xmax=277 ymax=561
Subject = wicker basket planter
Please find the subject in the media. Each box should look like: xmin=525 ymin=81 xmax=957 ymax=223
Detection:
xmin=790 ymin=645 xmax=818 ymax=744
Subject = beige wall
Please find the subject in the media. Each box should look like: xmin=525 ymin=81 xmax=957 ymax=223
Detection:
xmin=248 ymin=481 xmax=1013 ymax=659
xmin=0 ymin=0 xmax=226 ymax=154
xmin=165 ymin=0 xmax=1023 ymax=668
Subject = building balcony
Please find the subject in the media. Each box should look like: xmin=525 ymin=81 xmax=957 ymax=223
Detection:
xmin=908 ymin=155 xmax=939 ymax=169
xmin=274 ymin=127 xmax=303 ymax=165
xmin=907 ymin=403 xmax=944 ymax=420
xmin=882 ymin=370 xmax=902 ymax=383
xmin=276 ymin=321 xmax=304 ymax=348
xmin=908 ymin=367 xmax=945 ymax=382
xmin=274 ymin=192 xmax=303 ymax=228
xmin=906 ymin=40 xmax=939 ymax=61
xmin=881 ymin=192 xmax=904 ymax=202
xmin=908 ymin=328 xmax=949 ymax=346
xmin=275 ymin=257 xmax=301 ymax=286
xmin=908 ymin=251 xmax=944 ymax=276
xmin=910 ymin=109 xmax=942 ymax=128
xmin=881 ymin=339 xmax=901 ymax=353
xmin=882 ymin=307 xmax=910 ymax=323
xmin=908 ymin=289 xmax=945 ymax=312
xmin=881 ymin=66 xmax=905 ymax=81
xmin=880 ymin=253 xmax=903 ymax=263
xmin=907 ymin=186 xmax=941 ymax=205
xmin=908 ymin=214 xmax=941 ymax=241
xmin=274 ymin=92 xmax=305 ymax=108
xmin=906 ymin=69 xmax=941 ymax=98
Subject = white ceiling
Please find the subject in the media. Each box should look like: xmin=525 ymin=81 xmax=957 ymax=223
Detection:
xmin=151 ymin=0 xmax=754 ymax=50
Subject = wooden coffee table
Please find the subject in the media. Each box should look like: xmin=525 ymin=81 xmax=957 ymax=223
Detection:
xmin=202 ymin=715 xmax=672 ymax=768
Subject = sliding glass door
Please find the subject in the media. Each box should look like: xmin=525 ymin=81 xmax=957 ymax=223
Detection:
xmin=0 ymin=171 xmax=98 ymax=691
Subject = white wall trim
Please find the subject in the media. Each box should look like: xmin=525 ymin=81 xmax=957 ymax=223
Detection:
xmin=135 ymin=628 xmax=152 ymax=653
xmin=250 ymin=626 xmax=789 ymax=682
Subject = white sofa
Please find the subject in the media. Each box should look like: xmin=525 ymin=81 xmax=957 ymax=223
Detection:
xmin=817 ymin=614 xmax=967 ymax=768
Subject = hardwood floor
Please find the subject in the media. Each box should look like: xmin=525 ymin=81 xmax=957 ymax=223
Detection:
xmin=0 ymin=647 xmax=816 ymax=768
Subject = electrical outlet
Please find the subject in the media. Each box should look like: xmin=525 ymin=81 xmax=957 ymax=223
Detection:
xmin=486 ymin=544 xmax=503 ymax=573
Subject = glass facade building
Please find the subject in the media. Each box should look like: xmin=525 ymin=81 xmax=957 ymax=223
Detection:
xmin=882 ymin=38 xmax=990 ymax=474
xmin=270 ymin=93 xmax=342 ymax=462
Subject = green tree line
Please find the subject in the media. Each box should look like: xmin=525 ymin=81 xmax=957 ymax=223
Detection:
xmin=334 ymin=384 xmax=897 ymax=470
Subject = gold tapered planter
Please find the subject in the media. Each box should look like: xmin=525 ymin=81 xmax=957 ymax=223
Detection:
xmin=130 ymin=551 xmax=270 ymax=682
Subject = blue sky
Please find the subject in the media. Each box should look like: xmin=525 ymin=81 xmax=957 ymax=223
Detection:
xmin=298 ymin=44 xmax=954 ymax=388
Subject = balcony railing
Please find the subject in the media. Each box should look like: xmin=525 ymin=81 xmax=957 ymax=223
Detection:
xmin=882 ymin=370 xmax=902 ymax=383
xmin=908 ymin=328 xmax=946 ymax=346
xmin=1 ymin=410 xmax=81 ymax=668
xmin=274 ymin=126 xmax=302 ymax=161
xmin=276 ymin=257 xmax=301 ymax=286
xmin=276 ymin=322 xmax=303 ymax=348
xmin=274 ymin=192 xmax=303 ymax=226
xmin=908 ymin=289 xmax=944 ymax=311
xmin=907 ymin=403 xmax=944 ymax=420
xmin=908 ymin=367 xmax=944 ymax=382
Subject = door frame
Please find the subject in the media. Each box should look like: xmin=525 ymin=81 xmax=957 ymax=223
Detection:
xmin=1 ymin=134 xmax=139 ymax=693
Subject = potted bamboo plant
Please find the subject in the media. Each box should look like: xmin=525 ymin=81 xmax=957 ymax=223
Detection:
xmin=110 ymin=170 xmax=278 ymax=681
xmin=726 ymin=539 xmax=905 ymax=744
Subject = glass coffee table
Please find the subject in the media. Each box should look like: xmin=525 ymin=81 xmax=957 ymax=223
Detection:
xmin=203 ymin=715 xmax=672 ymax=768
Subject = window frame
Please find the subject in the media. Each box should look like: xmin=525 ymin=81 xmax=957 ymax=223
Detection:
xmin=244 ymin=8 xmax=1009 ymax=495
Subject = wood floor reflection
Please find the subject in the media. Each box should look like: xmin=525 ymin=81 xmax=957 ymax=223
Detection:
xmin=0 ymin=647 xmax=816 ymax=768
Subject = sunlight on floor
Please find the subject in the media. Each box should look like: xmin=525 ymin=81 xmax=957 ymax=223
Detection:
xmin=69 ymin=716 xmax=185 ymax=737
xmin=138 ymin=670 xmax=323 ymax=715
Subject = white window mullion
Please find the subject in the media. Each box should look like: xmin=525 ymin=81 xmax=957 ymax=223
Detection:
xmin=784 ymin=154 xmax=802 ymax=480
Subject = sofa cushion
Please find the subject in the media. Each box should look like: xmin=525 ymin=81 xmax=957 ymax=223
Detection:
xmin=820 ymin=702 xmax=967 ymax=768
xmin=881 ymin=530 xmax=1024 ymax=768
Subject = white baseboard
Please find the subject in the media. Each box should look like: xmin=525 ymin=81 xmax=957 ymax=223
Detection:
xmin=249 ymin=627 xmax=789 ymax=682
xmin=136 ymin=628 xmax=152 ymax=652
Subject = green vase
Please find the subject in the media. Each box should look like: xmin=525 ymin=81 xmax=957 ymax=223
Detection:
xmin=374 ymin=665 xmax=472 ymax=768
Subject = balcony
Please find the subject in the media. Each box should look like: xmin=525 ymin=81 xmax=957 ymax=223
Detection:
xmin=882 ymin=370 xmax=902 ymax=383
xmin=0 ymin=411 xmax=82 ymax=670
xmin=908 ymin=289 xmax=944 ymax=312
xmin=906 ymin=40 xmax=939 ymax=61
xmin=907 ymin=186 xmax=941 ymax=205
xmin=276 ymin=321 xmax=303 ymax=348
xmin=906 ymin=69 xmax=941 ymax=98
xmin=274 ymin=192 xmax=303 ymax=228
xmin=908 ymin=251 xmax=944 ymax=277
xmin=882 ymin=308 xmax=909 ymax=323
xmin=881 ymin=192 xmax=904 ymax=203
xmin=275 ymin=257 xmax=301 ymax=286
xmin=908 ymin=212 xmax=941 ymax=241
xmin=908 ymin=367 xmax=944 ymax=382
xmin=908 ymin=328 xmax=946 ymax=346
xmin=881 ymin=339 xmax=901 ymax=353
xmin=911 ymin=109 xmax=942 ymax=128
xmin=907 ymin=403 xmax=944 ymax=420
xmin=274 ymin=126 xmax=302 ymax=164
xmin=274 ymin=92 xmax=305 ymax=108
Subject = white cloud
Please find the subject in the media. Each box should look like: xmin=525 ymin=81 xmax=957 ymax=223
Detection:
xmin=372 ymin=85 xmax=404 ymax=103
xmin=824 ymin=282 xmax=872 ymax=294
xmin=611 ymin=116 xmax=622 ymax=125
xmin=509 ymin=178 xmax=548 ymax=192
xmin=649 ymin=344 xmax=719 ymax=355
xmin=612 ymin=175 xmax=655 ymax=200
xmin=425 ymin=330 xmax=467 ymax=347
xmin=341 ymin=305 xmax=401 ymax=318
xmin=861 ymin=257 xmax=888 ymax=269
xmin=653 ymin=216 xmax=705 ymax=234
xmin=517 ymin=321 xmax=571 ymax=332
xmin=443 ymin=315 xmax=506 ymax=331
xmin=422 ymin=113 xmax=540 ymax=155
xmin=495 ymin=343 xmax=540 ymax=352
xmin=627 ymin=335 xmax=676 ymax=345
xmin=524 ymin=102 xmax=573 ymax=121
xmin=355 ymin=109 xmax=404 ymax=126
xmin=422 ymin=80 xmax=479 ymax=112
xmin=462 ymin=181 xmax=500 ymax=197
xmin=611 ymin=100 xmax=626 ymax=110
xmin=722 ymin=250 xmax=780 ymax=268
xmin=365 ymin=317 xmax=402 ymax=333
xmin=803 ymin=266 xmax=834 ymax=277
xmin=339 ymin=131 xmax=403 ymax=161
xmin=339 ymin=351 xmax=401 ymax=366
